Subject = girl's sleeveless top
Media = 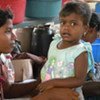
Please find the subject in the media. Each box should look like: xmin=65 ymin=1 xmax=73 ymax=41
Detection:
xmin=40 ymin=34 xmax=94 ymax=100
xmin=41 ymin=35 xmax=94 ymax=81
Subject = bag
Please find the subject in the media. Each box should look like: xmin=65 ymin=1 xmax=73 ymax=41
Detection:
xmin=12 ymin=59 xmax=33 ymax=82
xmin=31 ymin=25 xmax=54 ymax=57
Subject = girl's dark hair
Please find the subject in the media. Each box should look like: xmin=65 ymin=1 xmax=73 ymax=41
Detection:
xmin=89 ymin=12 xmax=100 ymax=32
xmin=0 ymin=8 xmax=13 ymax=27
xmin=59 ymin=2 xmax=91 ymax=25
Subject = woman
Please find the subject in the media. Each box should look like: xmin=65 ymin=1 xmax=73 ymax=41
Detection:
xmin=0 ymin=8 xmax=39 ymax=99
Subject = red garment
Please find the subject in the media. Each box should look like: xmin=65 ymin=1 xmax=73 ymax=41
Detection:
xmin=0 ymin=53 xmax=15 ymax=99
xmin=0 ymin=54 xmax=15 ymax=84
xmin=0 ymin=61 xmax=5 ymax=100
xmin=0 ymin=61 xmax=6 ymax=83
xmin=62 ymin=0 xmax=71 ymax=6
xmin=0 ymin=83 xmax=4 ymax=100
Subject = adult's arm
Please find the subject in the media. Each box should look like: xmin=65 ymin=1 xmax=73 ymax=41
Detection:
xmin=3 ymin=79 xmax=40 ymax=98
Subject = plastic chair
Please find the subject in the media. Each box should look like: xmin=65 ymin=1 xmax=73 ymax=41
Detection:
xmin=95 ymin=2 xmax=100 ymax=13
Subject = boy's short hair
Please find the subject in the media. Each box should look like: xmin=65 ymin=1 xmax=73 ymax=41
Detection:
xmin=59 ymin=1 xmax=91 ymax=25
xmin=0 ymin=8 xmax=13 ymax=27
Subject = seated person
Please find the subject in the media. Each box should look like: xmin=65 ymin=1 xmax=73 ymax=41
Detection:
xmin=0 ymin=8 xmax=40 ymax=99
xmin=82 ymin=12 xmax=100 ymax=97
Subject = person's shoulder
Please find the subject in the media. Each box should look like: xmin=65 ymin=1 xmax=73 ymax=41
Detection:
xmin=50 ymin=33 xmax=61 ymax=44
xmin=83 ymin=42 xmax=92 ymax=51
xmin=80 ymin=41 xmax=92 ymax=51
xmin=52 ymin=33 xmax=61 ymax=40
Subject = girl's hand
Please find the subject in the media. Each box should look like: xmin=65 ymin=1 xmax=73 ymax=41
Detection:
xmin=37 ymin=80 xmax=54 ymax=92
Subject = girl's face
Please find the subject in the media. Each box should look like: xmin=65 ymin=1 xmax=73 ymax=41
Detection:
xmin=0 ymin=19 xmax=16 ymax=53
xmin=59 ymin=13 xmax=87 ymax=43
xmin=82 ymin=27 xmax=98 ymax=43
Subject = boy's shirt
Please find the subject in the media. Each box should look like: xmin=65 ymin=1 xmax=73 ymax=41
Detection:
xmin=0 ymin=53 xmax=15 ymax=84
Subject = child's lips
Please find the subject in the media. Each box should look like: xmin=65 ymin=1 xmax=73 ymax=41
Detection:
xmin=62 ymin=32 xmax=71 ymax=38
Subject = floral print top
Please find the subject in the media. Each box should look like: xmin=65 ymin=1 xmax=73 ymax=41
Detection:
xmin=41 ymin=34 xmax=94 ymax=82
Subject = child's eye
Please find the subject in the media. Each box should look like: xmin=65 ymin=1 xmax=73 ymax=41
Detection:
xmin=70 ymin=22 xmax=77 ymax=27
xmin=5 ymin=29 xmax=12 ymax=34
xmin=5 ymin=31 xmax=11 ymax=34
xmin=60 ymin=21 xmax=66 ymax=26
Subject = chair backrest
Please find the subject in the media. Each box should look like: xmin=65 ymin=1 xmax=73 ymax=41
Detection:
xmin=95 ymin=2 xmax=100 ymax=13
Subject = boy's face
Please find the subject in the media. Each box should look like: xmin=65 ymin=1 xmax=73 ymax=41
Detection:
xmin=59 ymin=13 xmax=87 ymax=43
xmin=0 ymin=19 xmax=16 ymax=53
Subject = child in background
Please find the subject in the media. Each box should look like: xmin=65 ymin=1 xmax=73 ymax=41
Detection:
xmin=82 ymin=12 xmax=100 ymax=43
xmin=82 ymin=12 xmax=100 ymax=99
xmin=81 ymin=12 xmax=100 ymax=80
xmin=32 ymin=1 xmax=93 ymax=100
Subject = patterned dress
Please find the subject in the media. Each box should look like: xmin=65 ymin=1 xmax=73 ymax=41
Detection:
xmin=0 ymin=53 xmax=15 ymax=84
xmin=41 ymin=34 xmax=94 ymax=100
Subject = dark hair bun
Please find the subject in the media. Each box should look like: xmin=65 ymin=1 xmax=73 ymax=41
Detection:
xmin=89 ymin=12 xmax=100 ymax=32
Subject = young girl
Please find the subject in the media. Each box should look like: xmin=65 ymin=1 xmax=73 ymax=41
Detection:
xmin=82 ymin=12 xmax=100 ymax=99
xmin=32 ymin=1 xmax=93 ymax=100
xmin=82 ymin=12 xmax=100 ymax=43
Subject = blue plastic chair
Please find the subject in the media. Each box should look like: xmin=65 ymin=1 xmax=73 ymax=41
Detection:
xmin=95 ymin=2 xmax=100 ymax=13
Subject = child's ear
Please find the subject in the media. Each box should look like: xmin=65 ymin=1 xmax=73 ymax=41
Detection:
xmin=82 ymin=25 xmax=88 ymax=37
xmin=83 ymin=25 xmax=89 ymax=34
